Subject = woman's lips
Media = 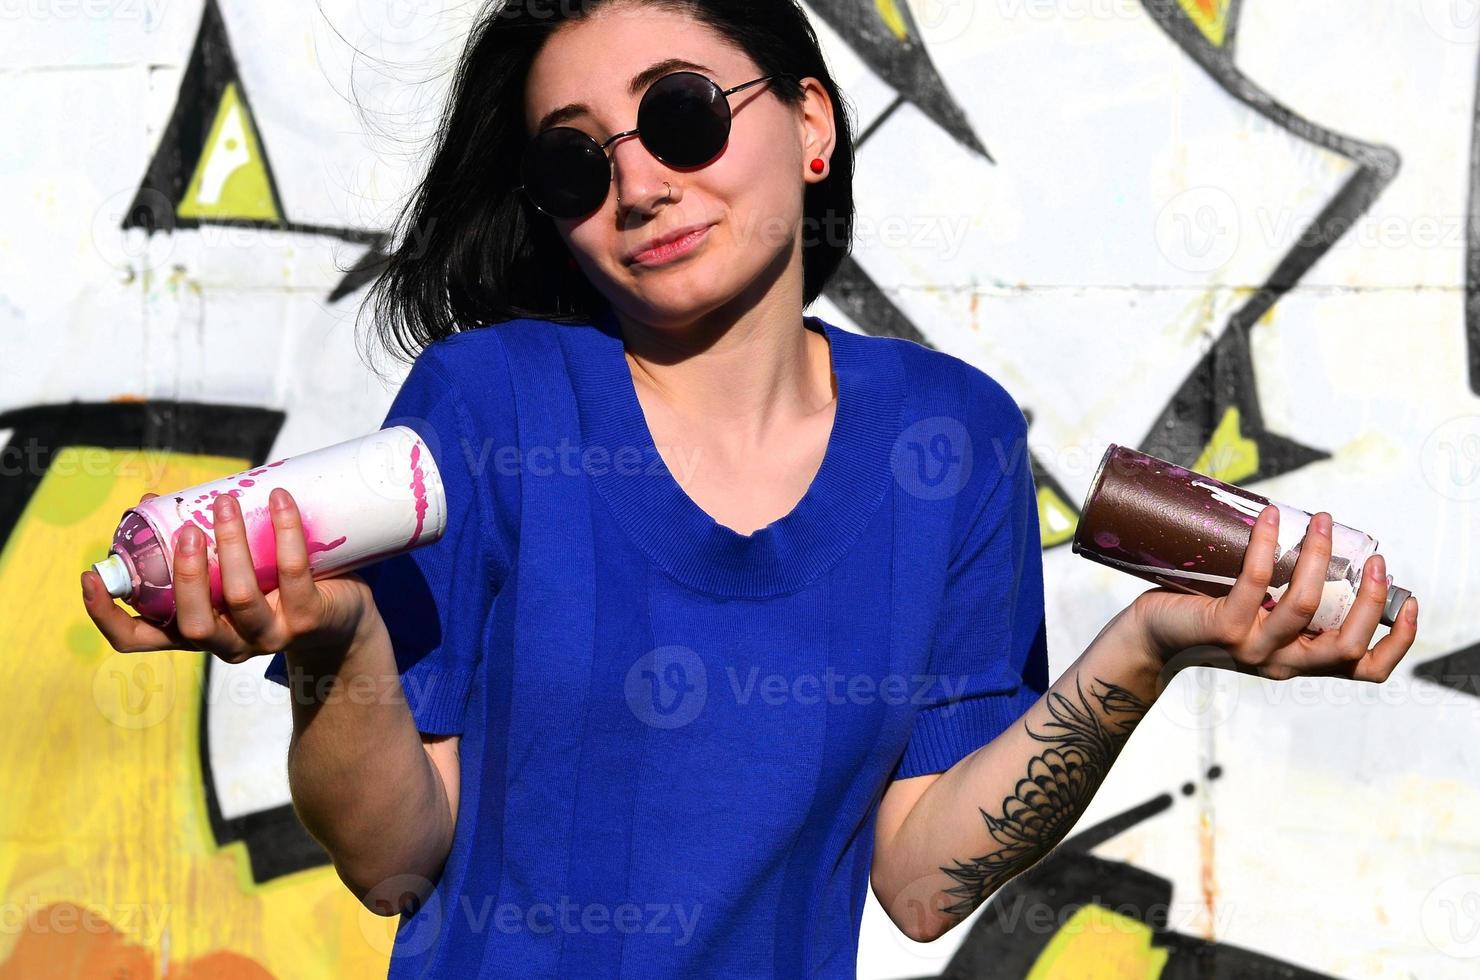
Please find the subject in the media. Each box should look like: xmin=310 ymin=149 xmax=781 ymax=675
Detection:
xmin=630 ymin=225 xmax=711 ymax=266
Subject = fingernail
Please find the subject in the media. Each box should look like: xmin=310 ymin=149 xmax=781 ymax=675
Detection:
xmin=1261 ymin=506 xmax=1277 ymax=524
xmin=1368 ymin=558 xmax=1385 ymax=583
xmin=1408 ymin=596 xmax=1419 ymax=622
xmin=270 ymin=488 xmax=288 ymax=512
xmin=217 ymin=493 xmax=237 ymax=517
xmin=80 ymin=573 xmax=92 ymax=599
xmin=180 ymin=526 xmax=200 ymax=555
xmin=1319 ymin=513 xmax=1332 ymax=533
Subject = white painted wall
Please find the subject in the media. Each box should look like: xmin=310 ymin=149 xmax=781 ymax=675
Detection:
xmin=4 ymin=1 xmax=1477 ymax=976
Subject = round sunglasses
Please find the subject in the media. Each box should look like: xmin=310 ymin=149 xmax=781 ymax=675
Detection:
xmin=517 ymin=70 xmax=794 ymax=220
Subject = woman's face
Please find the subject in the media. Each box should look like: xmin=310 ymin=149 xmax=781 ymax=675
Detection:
xmin=522 ymin=3 xmax=834 ymax=328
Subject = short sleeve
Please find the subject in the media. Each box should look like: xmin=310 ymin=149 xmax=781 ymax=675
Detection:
xmin=892 ymin=404 xmax=1051 ymax=780
xmin=263 ymin=342 xmax=510 ymax=736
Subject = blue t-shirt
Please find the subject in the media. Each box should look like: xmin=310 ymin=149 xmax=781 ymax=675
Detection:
xmin=264 ymin=308 xmax=1049 ymax=978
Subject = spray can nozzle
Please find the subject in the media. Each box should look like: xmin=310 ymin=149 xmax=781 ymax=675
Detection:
xmin=92 ymin=553 xmax=134 ymax=600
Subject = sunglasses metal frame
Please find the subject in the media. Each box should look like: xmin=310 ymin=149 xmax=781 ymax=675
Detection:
xmin=516 ymin=70 xmax=794 ymax=218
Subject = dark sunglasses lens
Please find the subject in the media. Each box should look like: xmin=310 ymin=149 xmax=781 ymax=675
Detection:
xmin=522 ymin=128 xmax=610 ymax=218
xmin=638 ymin=72 xmax=731 ymax=167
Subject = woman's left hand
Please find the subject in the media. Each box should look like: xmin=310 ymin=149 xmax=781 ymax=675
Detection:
xmin=1130 ymin=504 xmax=1419 ymax=682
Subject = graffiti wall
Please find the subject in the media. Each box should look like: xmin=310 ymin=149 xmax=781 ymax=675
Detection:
xmin=2 ymin=0 xmax=1477 ymax=976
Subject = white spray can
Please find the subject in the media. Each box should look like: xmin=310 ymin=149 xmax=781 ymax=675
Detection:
xmin=90 ymin=426 xmax=447 ymax=627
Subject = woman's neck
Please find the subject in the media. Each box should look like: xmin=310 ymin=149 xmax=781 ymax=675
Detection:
xmin=615 ymin=305 xmax=836 ymax=448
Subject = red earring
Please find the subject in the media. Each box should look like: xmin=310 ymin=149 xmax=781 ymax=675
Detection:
xmin=810 ymin=158 xmax=825 ymax=174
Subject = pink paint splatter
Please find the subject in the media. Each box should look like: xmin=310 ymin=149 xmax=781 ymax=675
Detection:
xmin=1094 ymin=531 xmax=1120 ymax=550
xmin=406 ymin=442 xmax=429 ymax=547
xmin=307 ymin=535 xmax=348 ymax=555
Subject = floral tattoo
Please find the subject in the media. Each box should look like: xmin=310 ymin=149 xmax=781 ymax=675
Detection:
xmin=935 ymin=673 xmax=1152 ymax=919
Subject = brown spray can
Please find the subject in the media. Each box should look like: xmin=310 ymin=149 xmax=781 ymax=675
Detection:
xmin=1071 ymin=445 xmax=1411 ymax=633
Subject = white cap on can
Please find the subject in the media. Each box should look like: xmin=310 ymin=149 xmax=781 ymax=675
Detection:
xmin=93 ymin=553 xmax=134 ymax=599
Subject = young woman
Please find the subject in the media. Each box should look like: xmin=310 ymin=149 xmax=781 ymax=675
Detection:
xmin=82 ymin=1 xmax=1420 ymax=976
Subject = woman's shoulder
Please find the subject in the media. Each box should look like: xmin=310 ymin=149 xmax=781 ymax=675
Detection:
xmin=415 ymin=316 xmax=576 ymax=398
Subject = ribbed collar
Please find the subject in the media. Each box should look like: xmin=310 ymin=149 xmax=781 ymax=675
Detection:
xmin=560 ymin=306 xmax=903 ymax=598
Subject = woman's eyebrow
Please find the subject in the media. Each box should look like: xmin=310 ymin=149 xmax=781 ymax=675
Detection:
xmin=534 ymin=57 xmax=715 ymax=133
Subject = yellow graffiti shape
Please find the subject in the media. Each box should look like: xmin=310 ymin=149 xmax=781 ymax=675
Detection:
xmin=1177 ymin=0 xmax=1234 ymax=47
xmin=178 ymin=81 xmax=280 ymax=223
xmin=0 ymin=447 xmax=388 ymax=978
xmin=1191 ymin=405 xmax=1260 ymax=485
xmin=1026 ymin=903 xmax=1169 ymax=979
xmin=875 ymin=0 xmax=910 ymax=41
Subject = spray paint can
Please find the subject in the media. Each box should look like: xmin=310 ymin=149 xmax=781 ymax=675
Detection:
xmin=90 ymin=426 xmax=447 ymax=627
xmin=1071 ymin=444 xmax=1411 ymax=633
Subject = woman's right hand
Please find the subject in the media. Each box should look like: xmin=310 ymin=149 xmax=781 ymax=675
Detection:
xmin=82 ymin=487 xmax=381 ymax=665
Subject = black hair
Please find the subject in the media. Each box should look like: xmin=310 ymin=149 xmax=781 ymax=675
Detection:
xmin=357 ymin=0 xmax=857 ymax=366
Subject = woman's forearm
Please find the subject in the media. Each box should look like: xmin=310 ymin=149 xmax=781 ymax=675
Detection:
xmin=280 ymin=609 xmax=455 ymax=914
xmin=874 ymin=603 xmax=1164 ymax=943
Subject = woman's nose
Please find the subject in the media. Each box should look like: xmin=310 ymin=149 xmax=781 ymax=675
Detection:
xmin=609 ymin=138 xmax=677 ymax=213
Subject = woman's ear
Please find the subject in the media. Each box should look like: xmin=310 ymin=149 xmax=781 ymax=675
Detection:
xmin=796 ymin=76 xmax=837 ymax=179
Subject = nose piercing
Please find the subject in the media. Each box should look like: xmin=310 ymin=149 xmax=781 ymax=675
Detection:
xmin=616 ymin=182 xmax=672 ymax=209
